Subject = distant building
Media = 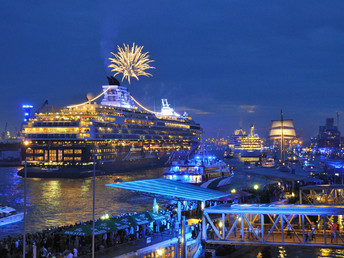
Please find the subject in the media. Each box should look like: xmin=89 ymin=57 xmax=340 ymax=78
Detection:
xmin=317 ymin=118 xmax=341 ymax=148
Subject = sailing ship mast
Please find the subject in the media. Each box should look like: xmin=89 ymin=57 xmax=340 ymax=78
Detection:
xmin=281 ymin=110 xmax=284 ymax=162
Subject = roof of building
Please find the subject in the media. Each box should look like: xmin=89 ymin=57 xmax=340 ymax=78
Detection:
xmin=300 ymin=184 xmax=344 ymax=190
xmin=204 ymin=203 xmax=344 ymax=216
xmin=106 ymin=178 xmax=231 ymax=202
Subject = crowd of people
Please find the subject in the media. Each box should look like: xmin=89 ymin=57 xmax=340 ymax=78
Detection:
xmin=0 ymin=200 xmax=207 ymax=258
xmin=0 ymin=210 xmax=177 ymax=257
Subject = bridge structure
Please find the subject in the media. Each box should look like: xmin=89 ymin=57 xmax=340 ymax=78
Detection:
xmin=202 ymin=203 xmax=344 ymax=248
xmin=300 ymin=184 xmax=344 ymax=205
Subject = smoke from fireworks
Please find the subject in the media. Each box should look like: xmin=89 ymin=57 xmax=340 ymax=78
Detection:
xmin=108 ymin=43 xmax=155 ymax=84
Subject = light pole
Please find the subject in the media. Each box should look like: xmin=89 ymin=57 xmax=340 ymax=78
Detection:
xmin=23 ymin=141 xmax=30 ymax=258
xmin=92 ymin=154 xmax=96 ymax=258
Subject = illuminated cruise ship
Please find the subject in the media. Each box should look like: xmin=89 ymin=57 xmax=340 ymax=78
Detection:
xmin=18 ymin=78 xmax=202 ymax=178
xmin=228 ymin=125 xmax=262 ymax=157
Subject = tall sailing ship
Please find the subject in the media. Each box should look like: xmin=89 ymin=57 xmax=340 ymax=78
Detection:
xmin=18 ymin=78 xmax=202 ymax=178
xmin=228 ymin=125 xmax=262 ymax=157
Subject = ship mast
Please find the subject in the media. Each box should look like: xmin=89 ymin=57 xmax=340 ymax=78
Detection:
xmin=281 ymin=110 xmax=284 ymax=162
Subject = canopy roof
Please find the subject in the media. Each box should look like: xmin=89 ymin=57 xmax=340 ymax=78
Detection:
xmin=300 ymin=184 xmax=344 ymax=190
xmin=204 ymin=203 xmax=344 ymax=216
xmin=106 ymin=178 xmax=231 ymax=201
xmin=61 ymin=225 xmax=107 ymax=236
xmin=62 ymin=211 xmax=167 ymax=235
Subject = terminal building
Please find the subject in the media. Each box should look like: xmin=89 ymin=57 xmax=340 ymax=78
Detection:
xmin=317 ymin=118 xmax=341 ymax=148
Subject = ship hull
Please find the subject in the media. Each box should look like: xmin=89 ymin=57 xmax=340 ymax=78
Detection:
xmin=240 ymin=150 xmax=261 ymax=157
xmin=18 ymin=156 xmax=169 ymax=178
xmin=0 ymin=212 xmax=24 ymax=226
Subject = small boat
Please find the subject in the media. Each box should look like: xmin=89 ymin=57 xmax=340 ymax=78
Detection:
xmin=164 ymin=160 xmax=204 ymax=184
xmin=114 ymin=178 xmax=123 ymax=183
xmin=223 ymin=147 xmax=234 ymax=159
xmin=262 ymin=158 xmax=275 ymax=168
xmin=0 ymin=205 xmax=24 ymax=226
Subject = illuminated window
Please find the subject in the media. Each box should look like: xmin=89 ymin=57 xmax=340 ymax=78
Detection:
xmin=64 ymin=149 xmax=73 ymax=154
xmin=49 ymin=150 xmax=57 ymax=161
xmin=74 ymin=157 xmax=82 ymax=161
xmin=74 ymin=149 xmax=82 ymax=154
xmin=58 ymin=150 xmax=63 ymax=161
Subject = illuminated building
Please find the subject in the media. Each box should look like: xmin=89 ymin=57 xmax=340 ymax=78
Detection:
xmin=18 ymin=80 xmax=202 ymax=178
xmin=228 ymin=125 xmax=263 ymax=157
xmin=317 ymin=118 xmax=341 ymax=148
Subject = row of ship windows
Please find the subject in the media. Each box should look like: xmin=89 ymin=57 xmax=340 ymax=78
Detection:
xmin=95 ymin=134 xmax=192 ymax=140
xmin=26 ymin=149 xmax=82 ymax=155
xmin=26 ymin=148 xmax=116 ymax=155
xmin=26 ymin=134 xmax=79 ymax=139
xmin=95 ymin=128 xmax=193 ymax=136
xmin=92 ymin=122 xmax=193 ymax=132
xmin=25 ymin=134 xmax=195 ymax=141
xmin=33 ymin=122 xmax=79 ymax=127
xmin=26 ymin=156 xmax=82 ymax=162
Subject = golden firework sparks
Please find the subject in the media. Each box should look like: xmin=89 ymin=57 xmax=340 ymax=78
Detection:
xmin=108 ymin=43 xmax=155 ymax=84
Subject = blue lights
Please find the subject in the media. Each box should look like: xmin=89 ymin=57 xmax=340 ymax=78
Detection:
xmin=22 ymin=105 xmax=33 ymax=108
xmin=22 ymin=104 xmax=33 ymax=123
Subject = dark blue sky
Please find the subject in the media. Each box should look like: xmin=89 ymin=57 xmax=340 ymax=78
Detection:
xmin=1 ymin=1 xmax=344 ymax=140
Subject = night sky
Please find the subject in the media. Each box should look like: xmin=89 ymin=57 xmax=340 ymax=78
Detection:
xmin=1 ymin=1 xmax=344 ymax=141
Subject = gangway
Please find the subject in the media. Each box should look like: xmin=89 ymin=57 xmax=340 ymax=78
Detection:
xmin=202 ymin=203 xmax=344 ymax=248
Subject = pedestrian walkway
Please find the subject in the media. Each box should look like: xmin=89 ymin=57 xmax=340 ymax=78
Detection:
xmin=202 ymin=203 xmax=344 ymax=248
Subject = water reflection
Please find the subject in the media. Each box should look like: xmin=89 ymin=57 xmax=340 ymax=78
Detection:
xmin=0 ymin=166 xmax=164 ymax=238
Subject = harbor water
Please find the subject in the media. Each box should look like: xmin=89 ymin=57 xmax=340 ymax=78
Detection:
xmin=1 ymin=165 xmax=344 ymax=257
xmin=0 ymin=166 xmax=164 ymax=239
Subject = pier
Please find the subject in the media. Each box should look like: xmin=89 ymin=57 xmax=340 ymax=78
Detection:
xmin=202 ymin=203 xmax=344 ymax=248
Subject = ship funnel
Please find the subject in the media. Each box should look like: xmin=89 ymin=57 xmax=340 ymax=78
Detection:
xmin=250 ymin=125 xmax=254 ymax=137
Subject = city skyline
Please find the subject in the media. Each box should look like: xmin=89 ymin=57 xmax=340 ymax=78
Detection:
xmin=1 ymin=1 xmax=344 ymax=140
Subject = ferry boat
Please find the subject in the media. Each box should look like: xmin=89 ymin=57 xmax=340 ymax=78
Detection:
xmin=262 ymin=158 xmax=275 ymax=168
xmin=163 ymin=160 xmax=204 ymax=184
xmin=18 ymin=78 xmax=202 ymax=178
xmin=0 ymin=205 xmax=24 ymax=226
xmin=228 ymin=125 xmax=262 ymax=157
xmin=163 ymin=155 xmax=228 ymax=184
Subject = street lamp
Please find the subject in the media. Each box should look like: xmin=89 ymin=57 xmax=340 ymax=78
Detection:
xmin=23 ymin=141 xmax=30 ymax=258
xmin=92 ymin=154 xmax=96 ymax=258
xmin=254 ymin=184 xmax=259 ymax=190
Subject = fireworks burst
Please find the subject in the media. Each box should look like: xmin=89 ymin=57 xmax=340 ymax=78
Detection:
xmin=108 ymin=43 xmax=155 ymax=84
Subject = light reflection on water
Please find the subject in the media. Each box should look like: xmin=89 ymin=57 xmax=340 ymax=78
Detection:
xmin=0 ymin=166 xmax=164 ymax=239
xmin=236 ymin=246 xmax=344 ymax=258
xmin=2 ymin=166 xmax=344 ymax=257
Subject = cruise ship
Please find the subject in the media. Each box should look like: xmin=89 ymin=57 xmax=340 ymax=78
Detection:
xmin=228 ymin=125 xmax=262 ymax=157
xmin=18 ymin=78 xmax=202 ymax=178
